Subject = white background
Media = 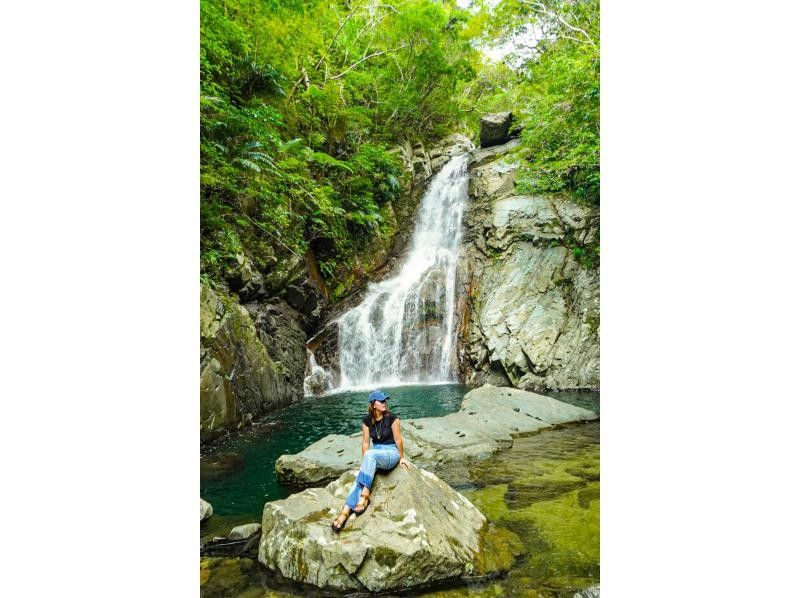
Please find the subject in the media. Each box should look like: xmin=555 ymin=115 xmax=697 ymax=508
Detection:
xmin=1 ymin=1 xmax=799 ymax=595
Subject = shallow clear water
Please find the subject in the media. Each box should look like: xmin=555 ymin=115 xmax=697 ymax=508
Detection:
xmin=445 ymin=421 xmax=601 ymax=596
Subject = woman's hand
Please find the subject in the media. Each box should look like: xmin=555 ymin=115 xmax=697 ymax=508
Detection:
xmin=399 ymin=457 xmax=411 ymax=469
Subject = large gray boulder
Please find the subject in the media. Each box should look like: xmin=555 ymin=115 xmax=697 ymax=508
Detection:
xmin=479 ymin=112 xmax=513 ymax=148
xmin=275 ymin=433 xmax=362 ymax=487
xmin=259 ymin=465 xmax=522 ymax=592
xmin=275 ymin=385 xmax=597 ymax=487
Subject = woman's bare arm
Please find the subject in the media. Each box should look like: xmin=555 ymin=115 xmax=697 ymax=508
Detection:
xmin=361 ymin=423 xmax=370 ymax=457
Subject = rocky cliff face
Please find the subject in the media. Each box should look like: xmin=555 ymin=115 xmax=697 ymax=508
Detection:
xmin=456 ymin=139 xmax=600 ymax=391
xmin=200 ymin=284 xmax=301 ymax=443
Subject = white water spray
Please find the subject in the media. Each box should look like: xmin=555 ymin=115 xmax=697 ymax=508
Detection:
xmin=303 ymin=349 xmax=334 ymax=396
xmin=335 ymin=152 xmax=470 ymax=390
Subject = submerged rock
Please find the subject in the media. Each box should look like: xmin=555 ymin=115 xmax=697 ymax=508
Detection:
xmin=201 ymin=498 xmax=214 ymax=522
xmin=276 ymin=385 xmax=597 ymax=487
xmin=200 ymin=556 xmax=261 ymax=597
xmin=200 ymin=452 xmax=245 ymax=480
xmin=228 ymin=523 xmax=261 ymax=540
xmin=258 ymin=465 xmax=522 ymax=592
xmin=479 ymin=112 xmax=513 ymax=148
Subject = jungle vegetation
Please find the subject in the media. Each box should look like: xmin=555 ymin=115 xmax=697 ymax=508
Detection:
xmin=200 ymin=0 xmax=599 ymax=293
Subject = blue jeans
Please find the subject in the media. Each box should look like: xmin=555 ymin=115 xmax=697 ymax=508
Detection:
xmin=345 ymin=443 xmax=400 ymax=510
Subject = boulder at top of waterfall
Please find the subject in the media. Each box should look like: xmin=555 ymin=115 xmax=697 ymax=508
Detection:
xmin=258 ymin=465 xmax=522 ymax=592
xmin=479 ymin=112 xmax=513 ymax=148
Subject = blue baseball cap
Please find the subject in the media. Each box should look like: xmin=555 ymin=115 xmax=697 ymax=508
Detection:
xmin=368 ymin=390 xmax=390 ymax=403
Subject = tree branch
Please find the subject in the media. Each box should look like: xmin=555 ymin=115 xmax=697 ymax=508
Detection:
xmin=526 ymin=1 xmax=596 ymax=47
xmin=329 ymin=45 xmax=408 ymax=80
xmin=315 ymin=1 xmax=363 ymax=72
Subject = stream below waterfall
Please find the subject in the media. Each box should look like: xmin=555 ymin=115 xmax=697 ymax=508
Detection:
xmin=200 ymin=386 xmax=599 ymax=597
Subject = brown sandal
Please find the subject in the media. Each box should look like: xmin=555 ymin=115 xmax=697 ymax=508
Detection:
xmin=331 ymin=511 xmax=348 ymax=533
xmin=354 ymin=495 xmax=371 ymax=516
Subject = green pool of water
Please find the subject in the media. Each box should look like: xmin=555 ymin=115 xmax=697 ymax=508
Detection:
xmin=201 ymin=384 xmax=469 ymax=521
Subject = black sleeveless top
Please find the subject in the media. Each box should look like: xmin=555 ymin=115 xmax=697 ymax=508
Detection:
xmin=362 ymin=412 xmax=397 ymax=445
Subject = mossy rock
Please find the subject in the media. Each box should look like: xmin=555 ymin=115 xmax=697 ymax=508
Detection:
xmin=472 ymin=524 xmax=525 ymax=576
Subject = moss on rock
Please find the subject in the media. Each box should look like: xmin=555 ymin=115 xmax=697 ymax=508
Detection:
xmin=472 ymin=524 xmax=525 ymax=576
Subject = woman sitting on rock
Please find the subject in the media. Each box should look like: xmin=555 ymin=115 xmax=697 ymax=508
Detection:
xmin=331 ymin=390 xmax=410 ymax=532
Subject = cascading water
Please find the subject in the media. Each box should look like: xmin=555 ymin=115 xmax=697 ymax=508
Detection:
xmin=303 ymin=349 xmax=333 ymax=396
xmin=336 ymin=152 xmax=470 ymax=390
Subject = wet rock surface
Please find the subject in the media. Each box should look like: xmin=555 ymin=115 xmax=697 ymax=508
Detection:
xmin=259 ymin=464 xmax=522 ymax=592
xmin=275 ymin=385 xmax=597 ymax=487
xmin=244 ymin=300 xmax=308 ymax=400
xmin=229 ymin=523 xmax=261 ymax=540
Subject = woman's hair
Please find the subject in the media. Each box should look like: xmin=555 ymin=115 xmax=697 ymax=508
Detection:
xmin=367 ymin=402 xmax=392 ymax=424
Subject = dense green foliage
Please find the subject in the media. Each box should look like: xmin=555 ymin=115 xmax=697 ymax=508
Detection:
xmin=201 ymin=0 xmax=478 ymax=290
xmin=200 ymin=0 xmax=600 ymax=292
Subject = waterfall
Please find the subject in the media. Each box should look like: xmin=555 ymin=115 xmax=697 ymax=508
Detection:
xmin=336 ymin=152 xmax=470 ymax=390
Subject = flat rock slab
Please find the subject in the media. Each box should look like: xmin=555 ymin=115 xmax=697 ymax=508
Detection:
xmin=275 ymin=433 xmax=362 ymax=487
xmin=259 ymin=465 xmax=521 ymax=592
xmin=276 ymin=384 xmax=597 ymax=487
xmin=462 ymin=385 xmax=594 ymax=426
